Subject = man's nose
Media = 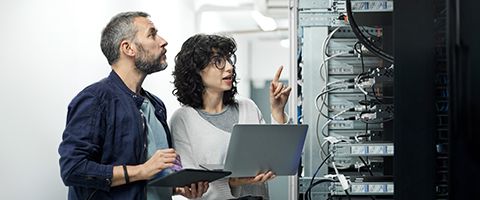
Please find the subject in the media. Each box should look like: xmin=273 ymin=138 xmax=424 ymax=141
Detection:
xmin=158 ymin=35 xmax=168 ymax=47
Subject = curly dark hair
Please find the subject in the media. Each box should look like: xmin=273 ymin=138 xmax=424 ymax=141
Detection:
xmin=172 ymin=34 xmax=238 ymax=108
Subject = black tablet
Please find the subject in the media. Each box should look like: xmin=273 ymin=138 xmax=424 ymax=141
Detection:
xmin=148 ymin=168 xmax=231 ymax=187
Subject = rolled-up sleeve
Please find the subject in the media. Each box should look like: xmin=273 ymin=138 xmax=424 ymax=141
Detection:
xmin=58 ymin=91 xmax=113 ymax=191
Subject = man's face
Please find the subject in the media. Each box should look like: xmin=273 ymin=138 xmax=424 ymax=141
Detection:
xmin=132 ymin=17 xmax=168 ymax=74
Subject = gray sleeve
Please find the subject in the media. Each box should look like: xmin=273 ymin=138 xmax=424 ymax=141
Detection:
xmin=231 ymin=182 xmax=269 ymax=199
xmin=170 ymin=110 xmax=198 ymax=169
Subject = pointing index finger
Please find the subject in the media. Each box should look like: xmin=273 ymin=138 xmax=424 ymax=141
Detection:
xmin=273 ymin=66 xmax=283 ymax=82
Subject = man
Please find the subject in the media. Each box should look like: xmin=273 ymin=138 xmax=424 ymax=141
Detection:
xmin=58 ymin=11 xmax=208 ymax=200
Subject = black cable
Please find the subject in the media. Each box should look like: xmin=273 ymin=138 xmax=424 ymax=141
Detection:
xmin=359 ymin=156 xmax=374 ymax=176
xmin=355 ymin=46 xmax=380 ymax=200
xmin=316 ymin=85 xmax=355 ymax=122
xmin=318 ymin=79 xmax=356 ymax=120
xmin=346 ymin=0 xmax=394 ymax=63
xmin=305 ymin=178 xmax=335 ymax=200
xmin=309 ymin=154 xmax=332 ymax=188
xmin=317 ymin=86 xmax=354 ymax=101
xmin=355 ymin=41 xmax=373 ymax=141
xmin=353 ymin=41 xmax=362 ymax=55
xmin=358 ymin=44 xmax=378 ymax=200
xmin=355 ymin=42 xmax=394 ymax=102
xmin=305 ymin=154 xmax=332 ymax=200
xmin=345 ymin=190 xmax=352 ymax=200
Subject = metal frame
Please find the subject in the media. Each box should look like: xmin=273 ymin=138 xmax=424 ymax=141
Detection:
xmin=288 ymin=0 xmax=299 ymax=199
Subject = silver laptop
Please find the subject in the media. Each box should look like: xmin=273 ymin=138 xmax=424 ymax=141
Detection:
xmin=200 ymin=124 xmax=308 ymax=177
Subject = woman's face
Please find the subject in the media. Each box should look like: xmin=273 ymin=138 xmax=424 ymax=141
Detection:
xmin=200 ymin=54 xmax=235 ymax=94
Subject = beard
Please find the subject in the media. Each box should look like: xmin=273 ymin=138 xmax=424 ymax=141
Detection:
xmin=134 ymin=43 xmax=168 ymax=74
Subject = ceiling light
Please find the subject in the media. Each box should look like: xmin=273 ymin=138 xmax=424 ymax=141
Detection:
xmin=251 ymin=10 xmax=277 ymax=31
xmin=280 ymin=38 xmax=289 ymax=48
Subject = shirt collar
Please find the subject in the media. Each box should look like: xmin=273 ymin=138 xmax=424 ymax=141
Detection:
xmin=108 ymin=70 xmax=145 ymax=108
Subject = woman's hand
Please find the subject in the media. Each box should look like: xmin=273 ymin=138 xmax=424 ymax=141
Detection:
xmin=175 ymin=182 xmax=209 ymax=198
xmin=229 ymin=171 xmax=276 ymax=187
xmin=270 ymin=66 xmax=292 ymax=123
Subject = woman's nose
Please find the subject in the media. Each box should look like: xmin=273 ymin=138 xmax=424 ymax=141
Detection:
xmin=224 ymin=61 xmax=234 ymax=72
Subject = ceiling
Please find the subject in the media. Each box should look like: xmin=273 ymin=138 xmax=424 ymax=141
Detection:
xmin=193 ymin=0 xmax=290 ymax=33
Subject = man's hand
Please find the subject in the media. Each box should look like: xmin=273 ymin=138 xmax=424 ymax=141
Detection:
xmin=270 ymin=66 xmax=291 ymax=123
xmin=140 ymin=148 xmax=177 ymax=180
xmin=175 ymin=182 xmax=209 ymax=198
xmin=229 ymin=171 xmax=276 ymax=187
xmin=111 ymin=149 xmax=177 ymax=186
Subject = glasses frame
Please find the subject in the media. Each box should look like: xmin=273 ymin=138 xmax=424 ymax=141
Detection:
xmin=210 ymin=54 xmax=237 ymax=70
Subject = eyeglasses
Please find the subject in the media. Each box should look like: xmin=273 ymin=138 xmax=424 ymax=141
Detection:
xmin=210 ymin=54 xmax=237 ymax=70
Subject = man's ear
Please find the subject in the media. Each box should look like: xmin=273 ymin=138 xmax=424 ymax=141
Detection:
xmin=120 ymin=40 xmax=136 ymax=57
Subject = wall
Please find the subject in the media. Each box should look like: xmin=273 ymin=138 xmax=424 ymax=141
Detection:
xmin=233 ymin=31 xmax=290 ymax=100
xmin=0 ymin=0 xmax=194 ymax=199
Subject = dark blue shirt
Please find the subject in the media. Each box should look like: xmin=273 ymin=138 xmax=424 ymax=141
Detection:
xmin=58 ymin=71 xmax=172 ymax=200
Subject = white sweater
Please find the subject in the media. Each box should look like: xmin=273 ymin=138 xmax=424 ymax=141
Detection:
xmin=170 ymin=97 xmax=281 ymax=199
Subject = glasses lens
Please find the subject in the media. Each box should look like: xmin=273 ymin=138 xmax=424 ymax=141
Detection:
xmin=228 ymin=54 xmax=236 ymax=65
xmin=211 ymin=54 xmax=236 ymax=69
xmin=212 ymin=56 xmax=226 ymax=70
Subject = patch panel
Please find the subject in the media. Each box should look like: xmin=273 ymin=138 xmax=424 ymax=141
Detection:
xmin=331 ymin=143 xmax=394 ymax=156
xmin=329 ymin=129 xmax=384 ymax=141
xmin=325 ymin=75 xmax=387 ymax=95
xmin=299 ymin=0 xmax=332 ymax=9
xmin=329 ymin=57 xmax=382 ymax=75
xmin=331 ymin=181 xmax=394 ymax=195
xmin=334 ymin=0 xmax=394 ymax=13
xmin=298 ymin=0 xmax=393 ymax=12
xmin=328 ymin=27 xmax=383 ymax=38
xmin=298 ymin=12 xmax=347 ymax=27
xmin=328 ymin=120 xmax=383 ymax=130
xmin=328 ymin=93 xmax=375 ymax=112
xmin=299 ymin=177 xmax=332 ymax=199
xmin=300 ymin=176 xmax=394 ymax=197
xmin=332 ymin=156 xmax=384 ymax=169
xmin=327 ymin=39 xmax=358 ymax=56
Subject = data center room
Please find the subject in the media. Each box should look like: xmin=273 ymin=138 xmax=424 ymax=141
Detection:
xmin=1 ymin=0 xmax=479 ymax=200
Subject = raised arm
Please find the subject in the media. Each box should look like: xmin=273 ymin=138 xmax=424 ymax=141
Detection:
xmin=269 ymin=66 xmax=292 ymax=123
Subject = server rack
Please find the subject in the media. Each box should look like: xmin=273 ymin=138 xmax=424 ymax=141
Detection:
xmin=289 ymin=0 xmax=480 ymax=199
xmin=289 ymin=0 xmax=395 ymax=199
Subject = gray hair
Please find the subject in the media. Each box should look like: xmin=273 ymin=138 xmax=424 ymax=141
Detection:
xmin=100 ymin=11 xmax=150 ymax=65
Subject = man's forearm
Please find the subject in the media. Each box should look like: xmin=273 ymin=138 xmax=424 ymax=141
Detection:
xmin=111 ymin=165 xmax=145 ymax=187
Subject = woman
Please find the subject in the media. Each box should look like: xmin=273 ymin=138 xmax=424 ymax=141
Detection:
xmin=170 ymin=34 xmax=291 ymax=199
